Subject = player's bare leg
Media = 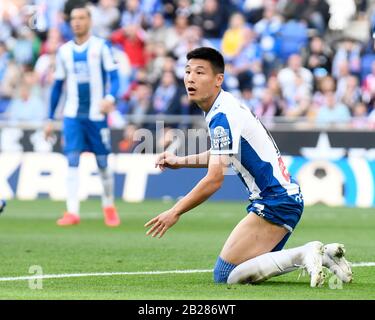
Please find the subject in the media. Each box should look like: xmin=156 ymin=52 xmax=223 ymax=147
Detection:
xmin=220 ymin=214 xmax=288 ymax=264
xmin=214 ymin=214 xmax=325 ymax=287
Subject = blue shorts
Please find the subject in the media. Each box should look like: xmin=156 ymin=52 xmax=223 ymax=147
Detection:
xmin=247 ymin=192 xmax=304 ymax=250
xmin=63 ymin=117 xmax=111 ymax=155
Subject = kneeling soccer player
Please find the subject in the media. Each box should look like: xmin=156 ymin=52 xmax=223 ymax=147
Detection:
xmin=145 ymin=47 xmax=352 ymax=286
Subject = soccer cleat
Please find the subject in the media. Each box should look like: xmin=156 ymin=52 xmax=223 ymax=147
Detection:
xmin=57 ymin=212 xmax=80 ymax=226
xmin=323 ymin=243 xmax=353 ymax=283
xmin=103 ymin=206 xmax=120 ymax=227
xmin=302 ymin=241 xmax=325 ymax=287
xmin=0 ymin=199 xmax=6 ymax=213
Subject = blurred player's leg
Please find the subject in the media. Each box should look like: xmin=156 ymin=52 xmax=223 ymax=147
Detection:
xmin=57 ymin=119 xmax=82 ymax=226
xmin=96 ymin=155 xmax=120 ymax=227
xmin=57 ymin=152 xmax=80 ymax=226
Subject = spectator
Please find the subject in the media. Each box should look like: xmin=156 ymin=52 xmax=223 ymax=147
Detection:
xmin=351 ymin=101 xmax=369 ymax=128
xmin=0 ymin=58 xmax=22 ymax=101
xmin=120 ymin=0 xmax=144 ymax=27
xmin=173 ymin=13 xmax=190 ymax=39
xmin=240 ymin=85 xmax=259 ymax=113
xmin=332 ymin=39 xmax=361 ymax=78
xmin=311 ymin=75 xmax=336 ymax=115
xmin=34 ymin=29 xmax=62 ymax=104
xmin=173 ymin=25 xmax=212 ymax=80
xmin=191 ymin=0 xmax=226 ymax=39
xmin=277 ymin=53 xmax=313 ymax=116
xmin=221 ymin=12 xmax=248 ymax=59
xmin=254 ymin=2 xmax=283 ymax=76
xmin=296 ymin=0 xmax=330 ymax=35
xmin=225 ymin=28 xmax=263 ymax=95
xmin=7 ymin=70 xmax=46 ymax=125
xmin=335 ymin=60 xmax=354 ymax=100
xmin=338 ymin=75 xmax=361 ymax=113
xmin=327 ymin=0 xmax=356 ymax=30
xmin=90 ymin=0 xmax=120 ymax=39
xmin=303 ymin=35 xmax=332 ymax=85
xmin=111 ymin=23 xmax=147 ymax=70
xmin=255 ymin=88 xmax=285 ymax=121
xmin=146 ymin=41 xmax=169 ymax=84
xmin=315 ymin=91 xmax=351 ymax=124
xmin=152 ymin=71 xmax=184 ymax=117
xmin=146 ymin=12 xmax=179 ymax=52
xmin=125 ymin=81 xmax=153 ymax=128
xmin=0 ymin=41 xmax=9 ymax=82
xmin=240 ymin=0 xmax=265 ymax=24
xmin=11 ymin=26 xmax=41 ymax=66
xmin=361 ymin=60 xmax=375 ymax=103
xmin=118 ymin=123 xmax=141 ymax=153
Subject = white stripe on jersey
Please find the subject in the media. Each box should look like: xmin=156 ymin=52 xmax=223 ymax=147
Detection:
xmin=206 ymin=90 xmax=300 ymax=199
xmin=231 ymin=156 xmax=262 ymax=198
xmin=55 ymin=36 xmax=117 ymax=121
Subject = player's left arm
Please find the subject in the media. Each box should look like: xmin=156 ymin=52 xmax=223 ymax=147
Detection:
xmin=145 ymin=154 xmax=229 ymax=238
xmin=100 ymin=42 xmax=120 ymax=114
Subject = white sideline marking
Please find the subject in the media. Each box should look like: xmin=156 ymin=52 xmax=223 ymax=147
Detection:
xmin=351 ymin=262 xmax=375 ymax=267
xmin=0 ymin=269 xmax=213 ymax=282
xmin=0 ymin=263 xmax=373 ymax=282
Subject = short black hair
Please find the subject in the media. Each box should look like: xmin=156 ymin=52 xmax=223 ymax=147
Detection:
xmin=66 ymin=1 xmax=91 ymax=19
xmin=186 ymin=47 xmax=225 ymax=74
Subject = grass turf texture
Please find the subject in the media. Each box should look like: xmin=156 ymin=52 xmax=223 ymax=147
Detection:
xmin=0 ymin=200 xmax=374 ymax=300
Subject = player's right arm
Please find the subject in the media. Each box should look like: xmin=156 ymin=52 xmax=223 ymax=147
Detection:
xmin=155 ymin=150 xmax=210 ymax=170
xmin=44 ymin=50 xmax=66 ymax=140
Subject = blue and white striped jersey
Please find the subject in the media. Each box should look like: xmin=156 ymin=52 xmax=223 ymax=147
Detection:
xmin=50 ymin=36 xmax=119 ymax=121
xmin=206 ymin=90 xmax=300 ymax=200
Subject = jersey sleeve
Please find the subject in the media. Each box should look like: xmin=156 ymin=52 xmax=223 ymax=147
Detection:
xmin=208 ymin=112 xmax=241 ymax=155
xmin=54 ymin=49 xmax=66 ymax=80
xmin=101 ymin=41 xmax=118 ymax=72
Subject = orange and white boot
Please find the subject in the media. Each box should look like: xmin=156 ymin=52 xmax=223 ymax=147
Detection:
xmin=103 ymin=206 xmax=120 ymax=227
xmin=57 ymin=212 xmax=80 ymax=226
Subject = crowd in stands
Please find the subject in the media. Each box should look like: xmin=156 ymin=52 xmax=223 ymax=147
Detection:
xmin=1 ymin=0 xmax=375 ymax=148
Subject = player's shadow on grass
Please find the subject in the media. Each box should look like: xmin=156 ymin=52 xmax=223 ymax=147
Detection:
xmin=225 ymin=280 xmax=315 ymax=289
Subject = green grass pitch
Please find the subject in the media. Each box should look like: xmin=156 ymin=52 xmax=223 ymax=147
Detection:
xmin=0 ymin=199 xmax=374 ymax=300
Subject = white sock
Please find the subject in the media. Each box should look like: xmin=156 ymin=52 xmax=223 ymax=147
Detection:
xmin=66 ymin=167 xmax=80 ymax=216
xmin=227 ymin=244 xmax=309 ymax=284
xmin=99 ymin=167 xmax=114 ymax=208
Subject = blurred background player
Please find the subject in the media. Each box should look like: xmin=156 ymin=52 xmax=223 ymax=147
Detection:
xmin=44 ymin=5 xmax=120 ymax=227
xmin=145 ymin=47 xmax=352 ymax=287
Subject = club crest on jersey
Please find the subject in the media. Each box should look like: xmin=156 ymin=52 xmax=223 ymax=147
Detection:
xmin=212 ymin=126 xmax=231 ymax=150
xmin=74 ymin=61 xmax=90 ymax=83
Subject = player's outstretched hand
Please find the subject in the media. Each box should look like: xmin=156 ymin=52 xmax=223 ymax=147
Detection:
xmin=155 ymin=152 xmax=180 ymax=171
xmin=144 ymin=209 xmax=180 ymax=238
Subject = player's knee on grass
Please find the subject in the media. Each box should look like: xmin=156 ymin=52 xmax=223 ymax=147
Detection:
xmin=96 ymin=155 xmax=108 ymax=169
xmin=67 ymin=152 xmax=80 ymax=167
xmin=213 ymin=256 xmax=237 ymax=283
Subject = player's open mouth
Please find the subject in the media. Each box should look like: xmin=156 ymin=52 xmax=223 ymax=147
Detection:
xmin=187 ymin=87 xmax=197 ymax=94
